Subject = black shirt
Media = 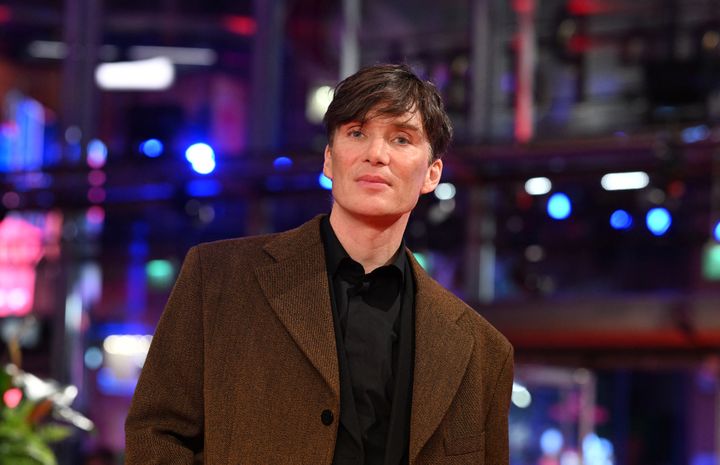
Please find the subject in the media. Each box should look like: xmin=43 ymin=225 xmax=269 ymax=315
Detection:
xmin=321 ymin=216 xmax=414 ymax=465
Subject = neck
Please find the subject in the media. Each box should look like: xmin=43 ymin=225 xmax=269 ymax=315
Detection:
xmin=328 ymin=208 xmax=409 ymax=273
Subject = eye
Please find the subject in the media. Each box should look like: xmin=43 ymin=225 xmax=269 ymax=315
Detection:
xmin=394 ymin=136 xmax=411 ymax=145
xmin=349 ymin=130 xmax=363 ymax=138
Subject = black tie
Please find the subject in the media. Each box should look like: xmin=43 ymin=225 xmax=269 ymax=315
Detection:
xmin=337 ymin=258 xmax=402 ymax=311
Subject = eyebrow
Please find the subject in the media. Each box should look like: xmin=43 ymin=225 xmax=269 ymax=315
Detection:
xmin=393 ymin=122 xmax=422 ymax=134
xmin=341 ymin=119 xmax=424 ymax=135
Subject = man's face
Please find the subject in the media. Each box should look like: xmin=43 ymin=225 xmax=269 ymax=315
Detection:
xmin=323 ymin=109 xmax=443 ymax=223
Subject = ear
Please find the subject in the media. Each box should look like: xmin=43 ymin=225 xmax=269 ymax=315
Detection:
xmin=420 ymin=158 xmax=443 ymax=194
xmin=323 ymin=145 xmax=333 ymax=180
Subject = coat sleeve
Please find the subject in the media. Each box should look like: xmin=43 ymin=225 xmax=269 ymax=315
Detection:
xmin=484 ymin=344 xmax=514 ymax=465
xmin=125 ymin=246 xmax=205 ymax=465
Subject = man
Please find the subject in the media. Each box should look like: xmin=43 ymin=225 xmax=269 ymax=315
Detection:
xmin=125 ymin=64 xmax=513 ymax=465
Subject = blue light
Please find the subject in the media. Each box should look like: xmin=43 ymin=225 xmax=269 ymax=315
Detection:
xmin=318 ymin=173 xmax=332 ymax=190
xmin=547 ymin=192 xmax=571 ymax=220
xmin=185 ymin=143 xmax=216 ymax=175
xmin=97 ymin=367 xmax=138 ymax=396
xmin=273 ymin=156 xmax=293 ymax=170
xmin=540 ymin=428 xmax=563 ymax=456
xmin=713 ymin=220 xmax=720 ymax=242
xmin=681 ymin=125 xmax=709 ymax=144
xmin=140 ymin=139 xmax=164 ymax=158
xmin=610 ymin=209 xmax=633 ymax=230
xmin=87 ymin=139 xmax=108 ymax=168
xmin=646 ymin=207 xmax=672 ymax=236
xmin=186 ymin=179 xmax=221 ymax=197
xmin=84 ymin=347 xmax=103 ymax=370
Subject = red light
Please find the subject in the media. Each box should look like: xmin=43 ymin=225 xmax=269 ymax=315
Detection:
xmin=3 ymin=388 xmax=22 ymax=409
xmin=223 ymin=16 xmax=257 ymax=36
xmin=567 ymin=0 xmax=616 ymax=16
xmin=0 ymin=6 xmax=11 ymax=23
xmin=513 ymin=0 xmax=535 ymax=13
xmin=568 ymin=35 xmax=593 ymax=53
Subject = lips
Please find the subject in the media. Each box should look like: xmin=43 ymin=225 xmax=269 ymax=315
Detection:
xmin=357 ymin=174 xmax=390 ymax=186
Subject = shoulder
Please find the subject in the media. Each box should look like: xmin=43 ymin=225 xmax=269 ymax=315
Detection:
xmin=189 ymin=215 xmax=325 ymax=269
xmin=194 ymin=233 xmax=278 ymax=263
xmin=442 ymin=284 xmax=510 ymax=351
xmin=413 ymin=261 xmax=512 ymax=355
xmin=181 ymin=233 xmax=274 ymax=275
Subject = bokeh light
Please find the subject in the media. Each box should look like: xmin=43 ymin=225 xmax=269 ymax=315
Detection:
xmin=273 ymin=156 xmax=293 ymax=170
xmin=185 ymin=143 xmax=216 ymax=174
xmin=318 ymin=173 xmax=332 ymax=190
xmin=540 ymin=428 xmax=563 ymax=456
xmin=610 ymin=209 xmax=633 ymax=230
xmin=140 ymin=139 xmax=164 ymax=158
xmin=525 ymin=177 xmax=552 ymax=195
xmin=646 ymin=207 xmax=672 ymax=236
xmin=547 ymin=193 xmax=572 ymax=220
xmin=434 ymin=182 xmax=456 ymax=200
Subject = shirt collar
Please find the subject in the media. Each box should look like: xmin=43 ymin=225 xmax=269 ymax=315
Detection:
xmin=320 ymin=214 xmax=407 ymax=279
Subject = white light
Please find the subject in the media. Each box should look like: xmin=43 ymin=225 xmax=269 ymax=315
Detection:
xmin=95 ymin=57 xmax=175 ymax=91
xmin=525 ymin=177 xmax=552 ymax=195
xmin=128 ymin=46 xmax=217 ymax=66
xmin=306 ymin=85 xmax=334 ymax=124
xmin=185 ymin=143 xmax=216 ymax=175
xmin=21 ymin=372 xmax=59 ymax=400
xmin=511 ymin=382 xmax=532 ymax=408
xmin=186 ymin=143 xmax=215 ymax=165
xmin=27 ymin=40 xmax=68 ymax=59
xmin=434 ymin=182 xmax=456 ymax=200
xmin=601 ymin=171 xmax=649 ymax=191
xmin=103 ymin=334 xmax=153 ymax=356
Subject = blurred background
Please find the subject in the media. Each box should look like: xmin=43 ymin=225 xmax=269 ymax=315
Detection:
xmin=1 ymin=0 xmax=720 ymax=463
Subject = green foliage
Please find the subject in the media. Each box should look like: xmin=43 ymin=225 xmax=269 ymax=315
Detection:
xmin=0 ymin=372 xmax=73 ymax=465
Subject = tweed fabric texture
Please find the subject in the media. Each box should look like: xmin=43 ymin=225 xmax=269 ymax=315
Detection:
xmin=125 ymin=216 xmax=513 ymax=465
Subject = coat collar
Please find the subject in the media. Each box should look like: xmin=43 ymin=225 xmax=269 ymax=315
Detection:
xmin=254 ymin=216 xmax=474 ymax=462
xmin=254 ymin=216 xmax=341 ymax=398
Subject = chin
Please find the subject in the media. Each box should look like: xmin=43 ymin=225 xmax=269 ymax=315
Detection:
xmin=347 ymin=204 xmax=413 ymax=224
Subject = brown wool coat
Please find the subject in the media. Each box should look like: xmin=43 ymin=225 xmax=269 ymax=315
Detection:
xmin=125 ymin=216 xmax=514 ymax=465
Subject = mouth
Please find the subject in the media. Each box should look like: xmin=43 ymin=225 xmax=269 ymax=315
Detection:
xmin=357 ymin=174 xmax=390 ymax=186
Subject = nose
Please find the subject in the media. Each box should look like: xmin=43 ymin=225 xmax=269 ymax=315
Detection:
xmin=365 ymin=137 xmax=389 ymax=165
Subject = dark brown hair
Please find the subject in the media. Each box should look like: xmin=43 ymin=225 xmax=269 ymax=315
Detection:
xmin=323 ymin=63 xmax=453 ymax=161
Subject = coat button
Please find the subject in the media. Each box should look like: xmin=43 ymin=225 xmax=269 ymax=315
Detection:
xmin=321 ymin=409 xmax=334 ymax=426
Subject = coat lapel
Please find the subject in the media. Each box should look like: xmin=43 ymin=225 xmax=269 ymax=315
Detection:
xmin=407 ymin=256 xmax=474 ymax=465
xmin=254 ymin=217 xmax=340 ymax=399
xmin=253 ymin=218 xmax=474 ymax=463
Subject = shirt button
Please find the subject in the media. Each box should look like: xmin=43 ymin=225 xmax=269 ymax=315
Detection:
xmin=321 ymin=409 xmax=334 ymax=426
